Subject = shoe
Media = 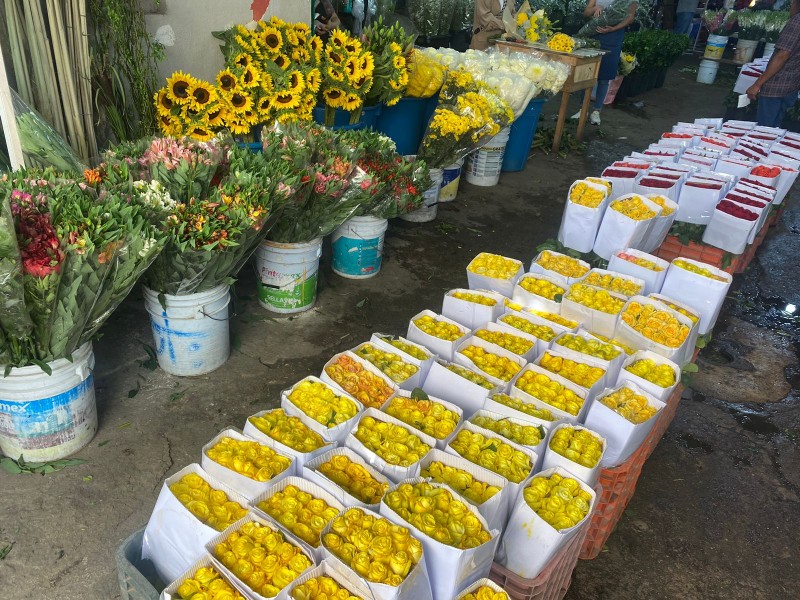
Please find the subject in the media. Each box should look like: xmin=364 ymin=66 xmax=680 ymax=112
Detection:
xmin=590 ymin=110 xmax=601 ymax=125
xmin=570 ymin=111 xmax=581 ymax=120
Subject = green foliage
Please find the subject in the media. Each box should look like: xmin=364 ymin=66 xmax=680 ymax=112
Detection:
xmin=529 ymin=0 xmax=654 ymax=35
xmin=668 ymin=221 xmax=706 ymax=246
xmin=0 ymin=455 xmax=86 ymax=475
xmin=622 ymin=30 xmax=690 ymax=73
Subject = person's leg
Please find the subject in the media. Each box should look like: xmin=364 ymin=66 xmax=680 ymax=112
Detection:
xmin=778 ymin=91 xmax=799 ymax=126
xmin=757 ymin=96 xmax=781 ymax=127
xmin=674 ymin=12 xmax=692 ymax=36
xmin=594 ymin=80 xmax=611 ymax=111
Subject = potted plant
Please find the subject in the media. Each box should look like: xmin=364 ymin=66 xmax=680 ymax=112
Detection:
xmin=702 ymin=9 xmax=737 ymax=59
xmin=763 ymin=11 xmax=790 ymax=57
xmin=734 ymin=10 xmax=765 ymax=64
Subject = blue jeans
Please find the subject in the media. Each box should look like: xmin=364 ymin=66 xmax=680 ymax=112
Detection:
xmin=674 ymin=12 xmax=693 ymax=36
xmin=757 ymin=92 xmax=798 ymax=127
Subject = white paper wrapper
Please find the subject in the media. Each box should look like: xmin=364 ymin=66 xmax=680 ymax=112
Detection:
xmin=205 ymin=512 xmax=316 ymax=600
xmin=160 ymin=553 xmax=250 ymax=600
xmin=647 ymin=294 xmax=702 ymax=367
xmin=379 ymin=478 xmax=501 ymax=600
xmin=248 ymin=475 xmax=346 ymax=562
xmin=371 ymin=333 xmax=435 ymax=385
xmin=350 ymin=341 xmax=424 ymax=391
xmin=661 ymin=259 xmax=733 ymax=335
xmin=773 ymin=165 xmax=799 ymax=205
xmin=675 ymin=179 xmax=726 ymax=224
xmin=281 ymin=376 xmax=364 ymax=445
xmin=454 ymin=336 xmax=528 ymax=386
xmin=414 ymin=448 xmax=510 ymax=532
xmin=614 ymin=295 xmax=695 ymax=363
xmin=483 ymin=392 xmax=563 ymax=430
xmin=511 ymin=273 xmax=567 ymax=314
xmin=551 ymin=328 xmax=626 ymax=385
xmin=320 ymin=350 xmax=399 ymax=409
xmin=345 ymin=408 xmax=437 ymax=483
xmin=422 ymin=359 xmax=504 ymax=418
xmin=583 ymin=383 xmax=665 ymax=467
xmin=715 ymin=156 xmax=755 ymax=178
xmin=472 ymin=320 xmax=542 ymax=363
xmin=600 ymin=167 xmax=639 ymax=198
xmin=701 ymin=206 xmax=756 ymax=254
xmin=557 ymin=180 xmax=610 ymax=253
xmin=466 ymin=254 xmax=525 ymax=297
xmin=201 ymin=428 xmax=295 ymax=500
xmin=407 ymin=310 xmax=472 ymax=362
xmin=616 ymin=350 xmax=681 ymax=402
xmin=496 ymin=466 xmax=596 ymax=580
xmin=243 ymin=410 xmax=335 ymax=472
xmin=320 ymin=506 xmax=434 ymax=600
xmin=607 ymin=249 xmax=669 ymax=296
xmin=142 ymin=463 xmax=251 ymax=586
xmin=381 ymin=389 xmax=464 ymax=451
xmin=508 ymin=363 xmax=589 ymax=424
xmin=442 ymin=288 xmax=506 ymax=331
xmin=578 ymin=268 xmax=645 ymax=299
xmin=560 ymin=284 xmax=626 ymax=339
xmin=593 ymin=195 xmax=662 ymax=260
xmin=726 ymin=196 xmax=769 ymax=244
xmin=497 ymin=308 xmax=576 ymax=341
xmin=641 ymin=194 xmax=679 ymax=253
xmin=468 ymin=408 xmax=550 ymax=471
xmin=528 ymin=250 xmax=590 ymax=286
xmin=540 ymin=423 xmax=606 ymax=487
xmin=303 ymin=446 xmax=391 ymax=512
xmin=283 ymin=560 xmax=373 ymax=600
xmin=635 ymin=175 xmax=680 ymax=202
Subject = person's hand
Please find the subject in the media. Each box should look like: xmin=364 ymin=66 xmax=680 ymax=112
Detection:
xmin=746 ymin=83 xmax=761 ymax=100
xmin=596 ymin=25 xmax=616 ymax=33
xmin=593 ymin=7 xmax=604 ymax=17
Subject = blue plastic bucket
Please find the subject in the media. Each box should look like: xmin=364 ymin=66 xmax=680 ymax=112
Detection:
xmin=502 ymin=98 xmax=546 ymax=172
xmin=423 ymin=96 xmax=439 ymax=131
xmin=312 ymin=104 xmax=382 ymax=130
xmin=332 ymin=216 xmax=389 ymax=279
xmin=375 ymin=97 xmax=429 ymax=155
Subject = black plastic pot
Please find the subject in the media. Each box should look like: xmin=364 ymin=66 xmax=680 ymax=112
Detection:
xmin=450 ymin=29 xmax=470 ymax=52
xmin=623 ymin=72 xmax=649 ymax=97
xmin=654 ymin=69 xmax=667 ymax=88
xmin=416 ymin=34 xmax=452 ymax=49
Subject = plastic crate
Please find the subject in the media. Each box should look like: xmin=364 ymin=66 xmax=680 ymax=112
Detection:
xmin=641 ymin=384 xmax=685 ymax=461
xmin=116 ymin=528 xmax=162 ymax=600
xmin=489 ymin=499 xmax=595 ymax=600
xmin=655 ymin=235 xmax=743 ymax=275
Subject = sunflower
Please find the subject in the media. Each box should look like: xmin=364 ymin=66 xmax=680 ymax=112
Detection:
xmin=256 ymin=95 xmax=272 ymax=115
xmin=294 ymin=22 xmax=311 ymax=38
xmin=287 ymin=70 xmax=305 ymax=93
xmin=157 ymin=114 xmax=173 ymax=134
xmin=272 ymin=91 xmax=301 ymax=110
xmin=261 ymin=25 xmax=283 ymax=52
xmin=260 ymin=73 xmax=274 ymax=93
xmin=343 ymin=93 xmax=361 ymax=112
xmin=344 ymin=38 xmax=362 ymax=55
xmin=234 ymin=53 xmax=252 ymax=68
xmin=352 ymin=74 xmax=369 ymax=90
xmin=227 ymin=118 xmax=250 ymax=135
xmin=309 ymin=36 xmax=323 ymax=58
xmin=306 ymin=68 xmax=321 ymax=93
xmin=393 ymin=55 xmax=406 ymax=70
xmin=359 ymin=53 xmax=375 ymax=76
xmin=234 ymin=34 xmax=255 ymax=54
xmin=189 ymin=125 xmax=213 ymax=142
xmin=286 ymin=31 xmax=300 ymax=47
xmin=187 ymin=81 xmax=216 ymax=111
xmin=207 ymin=105 xmax=226 ymax=127
xmin=274 ymin=53 xmax=291 ymax=70
xmin=154 ymin=88 xmax=174 ymax=116
xmin=323 ymin=87 xmax=346 ymax=108
xmin=276 ymin=111 xmax=296 ymax=124
xmin=344 ymin=56 xmax=361 ymax=80
xmin=329 ymin=29 xmax=347 ymax=47
xmin=327 ymin=66 xmax=345 ymax=82
xmin=387 ymin=95 xmax=401 ymax=107
xmin=241 ymin=66 xmax=260 ymax=88
xmin=243 ymin=109 xmax=261 ymax=125
xmin=228 ymin=91 xmax=253 ymax=114
xmin=292 ymin=46 xmax=310 ymax=63
xmin=217 ymin=69 xmax=238 ymax=92
xmin=166 ymin=71 xmax=194 ymax=104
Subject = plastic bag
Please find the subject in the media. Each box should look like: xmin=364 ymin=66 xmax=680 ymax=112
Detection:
xmin=0 ymin=197 xmax=33 ymax=341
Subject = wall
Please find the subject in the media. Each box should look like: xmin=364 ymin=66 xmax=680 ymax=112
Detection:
xmin=145 ymin=0 xmax=312 ymax=82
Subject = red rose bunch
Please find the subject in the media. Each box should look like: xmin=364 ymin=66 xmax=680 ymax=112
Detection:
xmin=602 ymin=168 xmax=637 ymax=178
xmin=639 ymin=178 xmax=673 ymax=189
xmin=726 ymin=193 xmax=766 ymax=208
xmin=750 ymin=165 xmax=781 ymax=178
xmin=717 ymin=200 xmax=757 ymax=221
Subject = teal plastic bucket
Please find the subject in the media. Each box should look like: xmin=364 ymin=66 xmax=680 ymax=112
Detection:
xmin=332 ymin=216 xmax=389 ymax=279
xmin=312 ymin=104 xmax=382 ymax=130
xmin=375 ymin=97 xmax=429 ymax=155
xmin=502 ymin=98 xmax=546 ymax=172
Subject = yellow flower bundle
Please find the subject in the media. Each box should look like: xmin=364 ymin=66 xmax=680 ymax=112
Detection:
xmin=468 ymin=252 xmax=521 ymax=280
xmin=459 ymin=586 xmax=509 ymax=600
xmin=355 ymin=344 xmax=418 ymax=384
xmin=582 ymin=271 xmax=643 ymax=297
xmin=547 ymin=33 xmax=575 ymax=53
xmin=384 ymin=396 xmax=460 ymax=440
xmin=600 ymin=387 xmax=659 ymax=424
xmin=256 ymin=484 xmax=340 ymax=547
xmin=169 ymin=473 xmax=248 ymax=531
xmin=459 ymin=345 xmax=522 ymax=382
xmin=291 ymin=576 xmax=363 ymax=600
xmin=364 ymin=20 xmax=413 ymax=107
xmin=534 ymin=251 xmax=589 ymax=279
xmin=354 ymin=415 xmax=431 ymax=467
xmin=449 ymin=429 xmax=532 ymax=483
xmin=474 ymin=328 xmax=535 ymax=355
xmin=539 ymin=352 xmax=606 ymax=389
xmin=498 ymin=314 xmax=557 ymax=342
xmin=555 ymin=333 xmax=621 ymax=361
xmin=287 ymin=379 xmax=360 ymax=427
xmin=248 ymin=409 xmax=327 ymax=453
xmin=319 ymin=29 xmax=375 ymax=122
xmin=471 ymin=414 xmax=545 ymax=447
xmin=624 ymin=358 xmax=677 ymax=387
xmin=522 ymin=473 xmax=591 ymax=530
xmin=175 ymin=566 xmax=246 ymax=600
xmin=514 ymin=370 xmax=585 ymax=416
xmin=548 ymin=427 xmax=603 ymax=468
xmin=324 ymin=355 xmax=395 ymax=409
xmin=419 ymin=460 xmax=502 ymax=505
xmin=488 ymin=393 xmax=556 ymax=421
xmin=620 ymin=301 xmax=691 ymax=348
xmin=317 ymin=454 xmax=389 ymax=505
xmin=205 ymin=436 xmax=292 ymax=482
xmin=565 ymin=283 xmax=626 ymax=314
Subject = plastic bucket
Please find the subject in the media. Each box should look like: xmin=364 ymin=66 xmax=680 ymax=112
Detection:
xmin=503 ymin=99 xmax=546 ymax=172
xmin=375 ymin=97 xmax=429 ymax=155
xmin=697 ymin=59 xmax=720 ymax=85
xmin=466 ymin=127 xmax=511 ymax=186
xmin=332 ymin=216 xmax=389 ymax=279
xmin=256 ymin=238 xmax=323 ymax=313
xmin=439 ymin=158 xmax=465 ymax=202
xmin=734 ymin=38 xmax=759 ymax=64
xmin=143 ymin=284 xmax=231 ymax=376
xmin=763 ymin=42 xmax=776 ymax=58
xmin=312 ymin=104 xmax=382 ymax=130
xmin=0 ymin=342 xmax=96 ymax=461
xmin=704 ymin=35 xmax=728 ymax=60
xmin=400 ymin=168 xmax=444 ymax=222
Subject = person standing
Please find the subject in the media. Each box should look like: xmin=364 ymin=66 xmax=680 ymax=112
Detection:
xmin=674 ymin=0 xmax=697 ymax=36
xmin=471 ymin=0 xmax=516 ymax=50
xmin=746 ymin=0 xmax=800 ymax=126
xmin=575 ymin=0 xmax=639 ymax=125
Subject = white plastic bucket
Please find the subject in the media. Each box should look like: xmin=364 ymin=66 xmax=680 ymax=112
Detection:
xmin=763 ymin=42 xmax=776 ymax=58
xmin=331 ymin=216 xmax=389 ymax=279
xmin=256 ymin=238 xmax=322 ymax=313
xmin=143 ymin=284 xmax=231 ymax=376
xmin=400 ymin=168 xmax=445 ymax=223
xmin=704 ymin=34 xmax=728 ymax=59
xmin=465 ymin=127 xmax=511 ymax=187
xmin=439 ymin=158 xmax=465 ymax=202
xmin=0 ymin=342 xmax=96 ymax=461
xmin=734 ymin=38 xmax=759 ymax=64
xmin=697 ymin=59 xmax=720 ymax=85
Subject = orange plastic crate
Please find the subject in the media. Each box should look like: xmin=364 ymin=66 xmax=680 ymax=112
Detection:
xmin=655 ymin=236 xmax=740 ymax=275
xmin=490 ymin=510 xmax=594 ymax=600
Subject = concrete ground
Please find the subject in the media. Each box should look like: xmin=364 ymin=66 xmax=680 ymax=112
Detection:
xmin=1 ymin=59 xmax=798 ymax=599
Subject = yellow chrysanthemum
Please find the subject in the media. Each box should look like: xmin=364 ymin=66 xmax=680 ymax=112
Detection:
xmin=272 ymin=91 xmax=301 ymax=110
xmin=216 ymin=69 xmax=238 ymax=92
xmin=393 ymin=55 xmax=406 ymax=69
xmin=166 ymin=71 xmax=194 ymax=104
xmin=187 ymin=80 xmax=216 ymax=111
xmin=389 ymin=42 xmax=403 ymax=54
xmin=323 ymin=87 xmax=346 ymax=108
xmin=154 ymin=88 xmax=174 ymax=116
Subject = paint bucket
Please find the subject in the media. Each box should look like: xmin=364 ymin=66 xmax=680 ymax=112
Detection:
xmin=697 ymin=59 xmax=720 ymax=85
xmin=143 ymin=284 xmax=231 ymax=376
xmin=465 ymin=127 xmax=511 ymax=186
xmin=400 ymin=168 xmax=445 ymax=223
xmin=375 ymin=97 xmax=429 ymax=155
xmin=0 ymin=342 xmax=96 ymax=461
xmin=332 ymin=216 xmax=389 ymax=279
xmin=439 ymin=158 xmax=465 ymax=202
xmin=734 ymin=38 xmax=759 ymax=64
xmin=703 ymin=35 xmax=728 ymax=60
xmin=256 ymin=238 xmax=323 ymax=313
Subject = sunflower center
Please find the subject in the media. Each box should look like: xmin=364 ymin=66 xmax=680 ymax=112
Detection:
xmin=243 ymin=70 xmax=254 ymax=84
xmin=172 ymin=81 xmax=190 ymax=98
xmin=192 ymin=127 xmax=208 ymax=136
xmin=231 ymin=94 xmax=247 ymax=108
xmin=193 ymin=88 xmax=210 ymax=104
xmin=275 ymin=93 xmax=293 ymax=105
xmin=326 ymin=89 xmax=342 ymax=100
xmin=160 ymin=94 xmax=173 ymax=109
xmin=276 ymin=56 xmax=288 ymax=68
xmin=329 ymin=51 xmax=342 ymax=64
xmin=208 ymin=108 xmax=222 ymax=120
xmin=220 ymin=74 xmax=235 ymax=90
xmin=265 ymin=34 xmax=280 ymax=48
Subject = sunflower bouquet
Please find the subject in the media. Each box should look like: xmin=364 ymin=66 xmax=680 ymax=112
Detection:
xmin=318 ymin=29 xmax=376 ymax=125
xmin=364 ymin=19 xmax=414 ymax=108
xmin=0 ymin=169 xmax=166 ymax=369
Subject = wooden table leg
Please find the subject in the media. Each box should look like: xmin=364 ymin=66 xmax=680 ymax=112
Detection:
xmin=576 ymin=86 xmax=593 ymax=141
xmin=552 ymin=89 xmax=571 ymax=154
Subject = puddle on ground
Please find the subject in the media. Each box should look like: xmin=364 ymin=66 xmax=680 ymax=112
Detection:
xmin=676 ymin=432 xmax=714 ymax=454
xmin=726 ymin=405 xmax=781 ymax=436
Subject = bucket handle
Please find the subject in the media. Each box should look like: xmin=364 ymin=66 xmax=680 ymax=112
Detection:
xmin=200 ymin=296 xmax=235 ymax=321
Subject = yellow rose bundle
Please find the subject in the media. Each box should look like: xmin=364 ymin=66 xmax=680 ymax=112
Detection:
xmin=565 ymin=283 xmax=626 ymax=315
xmin=206 ymin=436 xmax=292 ymax=483
xmin=419 ymin=460 xmax=501 ymax=505
xmin=248 ymin=409 xmax=327 ymax=453
xmin=522 ymin=472 xmax=592 ymax=530
xmin=324 ymin=355 xmax=395 ymax=409
xmin=531 ymin=310 xmax=579 ymax=329
xmin=291 ymin=575 xmax=364 ymax=600
xmin=355 ymin=344 xmax=419 ymax=384
xmin=413 ymin=314 xmax=465 ymax=342
xmin=169 ymin=473 xmax=247 ymax=531
xmin=488 ymin=393 xmax=556 ymax=421
xmin=672 ymin=259 xmax=728 ymax=282
xmin=383 ymin=482 xmax=492 ymax=549
xmin=474 ymin=328 xmax=535 ymax=356
xmin=600 ymin=387 xmax=659 ymax=424
xmin=213 ymin=520 xmax=313 ymax=598
xmin=513 ymin=370 xmax=585 ymax=416
xmin=539 ymin=352 xmax=606 ymax=389
xmin=448 ymin=429 xmax=532 ymax=483
xmin=624 ymin=358 xmax=676 ymax=388
xmin=317 ymin=454 xmax=388 ymax=505
xmin=569 ymin=181 xmax=606 ymax=208
xmin=459 ymin=345 xmax=522 ymax=382
xmin=534 ymin=251 xmax=589 ymax=279
xmin=379 ymin=336 xmax=430 ymax=360
xmin=452 ymin=291 xmax=497 ymax=306
xmin=257 ymin=484 xmax=341 ymax=547
xmin=582 ymin=271 xmax=643 ymax=297
xmin=175 ymin=566 xmax=246 ymax=600
xmin=471 ymin=415 xmax=545 ymax=447
xmin=354 ymin=415 xmax=431 ymax=467
xmin=322 ymin=508 xmax=423 ymax=586
xmin=518 ymin=275 xmax=566 ymax=301
xmin=287 ymin=379 xmax=359 ymax=428
xmin=498 ymin=314 xmax=557 ymax=342
xmin=611 ymin=196 xmax=657 ymax=221
xmin=467 ymin=252 xmax=521 ymax=280
xmin=555 ymin=334 xmax=621 ymax=362
xmin=620 ymin=302 xmax=690 ymax=348
xmin=445 ymin=362 xmax=496 ymax=390
xmin=548 ymin=427 xmax=604 ymax=468
xmin=458 ymin=585 xmax=509 ymax=600
xmin=384 ymin=396 xmax=460 ymax=440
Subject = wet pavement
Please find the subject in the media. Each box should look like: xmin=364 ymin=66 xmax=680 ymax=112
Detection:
xmin=1 ymin=58 xmax=798 ymax=599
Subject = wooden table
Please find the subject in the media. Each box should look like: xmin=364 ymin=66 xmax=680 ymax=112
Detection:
xmin=494 ymin=41 xmax=607 ymax=153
